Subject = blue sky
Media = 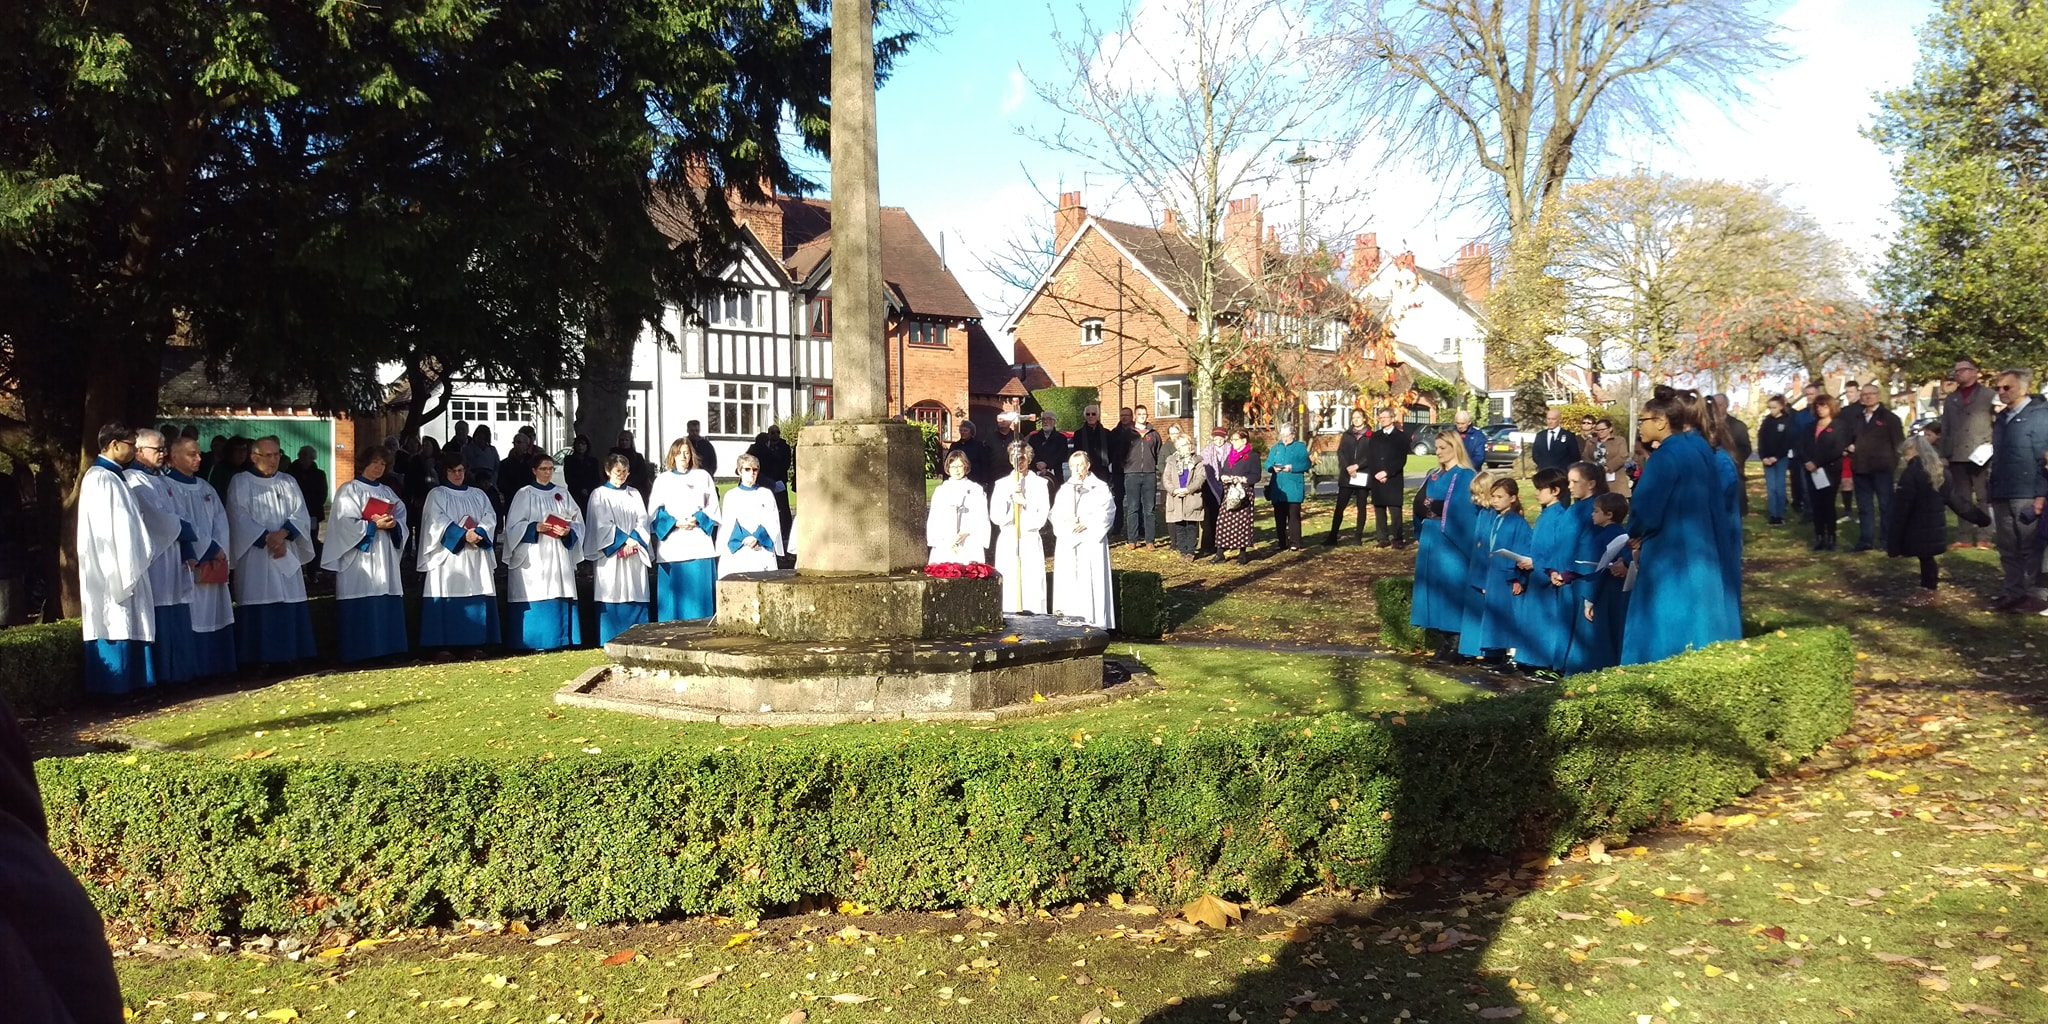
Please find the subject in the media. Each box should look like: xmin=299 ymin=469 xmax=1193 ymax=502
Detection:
xmin=816 ymin=0 xmax=1935 ymax=334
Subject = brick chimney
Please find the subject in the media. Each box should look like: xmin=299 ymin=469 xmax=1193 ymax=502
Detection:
xmin=1393 ymin=250 xmax=1416 ymax=273
xmin=737 ymin=193 xmax=784 ymax=260
xmin=1221 ymin=195 xmax=1264 ymax=279
xmin=1161 ymin=208 xmax=1180 ymax=233
xmin=1454 ymin=242 xmax=1491 ymax=301
xmin=1055 ymin=191 xmax=1087 ymax=251
xmin=1347 ymin=233 xmax=1381 ymax=289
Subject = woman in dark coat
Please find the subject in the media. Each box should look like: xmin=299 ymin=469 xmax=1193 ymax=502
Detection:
xmin=1799 ymin=395 xmax=1846 ymax=552
xmin=1887 ymin=432 xmax=1949 ymax=603
xmin=1209 ymin=428 xmax=1260 ymax=563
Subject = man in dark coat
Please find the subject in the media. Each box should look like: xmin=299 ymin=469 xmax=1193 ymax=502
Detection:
xmin=748 ymin=426 xmax=795 ymax=540
xmin=949 ymin=421 xmax=993 ymax=489
xmin=1987 ymin=370 xmax=2048 ymax=610
xmin=1529 ymin=407 xmax=1580 ymax=473
xmin=1324 ymin=409 xmax=1374 ymax=545
xmin=1070 ymin=406 xmax=1115 ymax=492
xmin=1116 ymin=406 xmax=1162 ymax=545
xmin=1026 ymin=413 xmax=1070 ymax=488
xmin=610 ymin=431 xmax=653 ymax=496
xmin=1846 ymin=384 xmax=1905 ymax=551
xmin=685 ymin=420 xmax=719 ymax=477
xmin=1364 ymin=407 xmax=1412 ymax=547
xmin=1939 ymin=358 xmax=1995 ymax=548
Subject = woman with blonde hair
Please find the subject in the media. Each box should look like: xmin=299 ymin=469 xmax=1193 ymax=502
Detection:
xmin=648 ymin=437 xmax=720 ymax=620
xmin=1409 ymin=430 xmax=1478 ymax=658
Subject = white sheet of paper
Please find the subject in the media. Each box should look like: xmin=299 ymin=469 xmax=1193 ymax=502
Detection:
xmin=1592 ymin=532 xmax=1631 ymax=573
xmin=1809 ymin=466 xmax=1830 ymax=489
xmin=1349 ymin=472 xmax=1370 ymax=487
xmin=1969 ymin=442 xmax=1993 ymax=467
xmin=1492 ymin=548 xmax=1526 ymax=562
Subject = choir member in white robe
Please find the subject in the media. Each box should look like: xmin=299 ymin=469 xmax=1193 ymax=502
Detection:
xmin=504 ymin=454 xmax=585 ymax=651
xmin=78 ymin=424 xmax=179 ymax=694
xmin=165 ymin=436 xmax=236 ymax=678
xmin=988 ymin=443 xmax=1050 ymax=614
xmin=320 ymin=446 xmax=410 ymax=662
xmin=124 ymin=430 xmax=200 ymax=685
xmin=1050 ymin=450 xmax=1117 ymax=629
xmin=926 ymin=451 xmax=992 ymax=564
xmin=715 ymin=454 xmax=783 ymax=578
xmin=417 ymin=452 xmax=501 ymax=649
xmin=648 ymin=439 xmax=720 ymax=621
xmin=583 ymin=455 xmax=652 ymax=643
xmin=228 ymin=437 xmax=318 ymax=666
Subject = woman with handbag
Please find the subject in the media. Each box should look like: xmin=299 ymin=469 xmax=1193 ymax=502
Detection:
xmin=1210 ymin=428 xmax=1259 ymax=564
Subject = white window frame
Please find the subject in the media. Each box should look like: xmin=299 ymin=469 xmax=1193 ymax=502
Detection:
xmin=705 ymin=290 xmax=770 ymax=330
xmin=1154 ymin=376 xmax=1188 ymax=418
xmin=707 ymin=380 xmax=773 ymax=438
xmin=1312 ymin=320 xmax=1343 ymax=352
xmin=1306 ymin=391 xmax=1349 ymax=434
xmin=446 ymin=396 xmax=491 ymax=427
xmin=1080 ymin=318 xmax=1104 ymax=347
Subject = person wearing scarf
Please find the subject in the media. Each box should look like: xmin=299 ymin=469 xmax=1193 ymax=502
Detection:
xmin=716 ymin=454 xmax=784 ymax=577
xmin=1160 ymin=429 xmax=1208 ymax=559
xmin=1209 ymin=427 xmax=1259 ymax=564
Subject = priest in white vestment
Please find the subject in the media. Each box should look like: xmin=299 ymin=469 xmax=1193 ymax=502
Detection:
xmin=78 ymin=423 xmax=180 ymax=694
xmin=124 ymin=429 xmax=202 ymax=685
xmin=165 ymin=436 xmax=236 ymax=678
xmin=584 ymin=455 xmax=652 ymax=643
xmin=227 ymin=437 xmax=318 ymax=666
xmin=926 ymin=451 xmax=991 ymax=565
xmin=648 ymin=439 xmax=720 ymax=621
xmin=320 ymin=446 xmax=410 ymax=662
xmin=504 ymin=454 xmax=585 ymax=651
xmin=1050 ymin=450 xmax=1116 ymax=629
xmin=716 ymin=454 xmax=783 ymax=578
xmin=988 ymin=442 xmax=1050 ymax=614
xmin=418 ymin=451 xmax=501 ymax=649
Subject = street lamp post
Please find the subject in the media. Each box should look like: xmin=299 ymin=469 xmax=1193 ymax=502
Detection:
xmin=1284 ymin=144 xmax=1317 ymax=426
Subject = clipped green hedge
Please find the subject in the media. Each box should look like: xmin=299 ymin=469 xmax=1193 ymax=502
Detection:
xmin=1030 ymin=386 xmax=1098 ymax=432
xmin=1115 ymin=570 xmax=1165 ymax=638
xmin=0 ymin=619 xmax=83 ymax=715
xmin=1373 ymin=578 xmax=1427 ymax=652
xmin=39 ymin=628 xmax=1854 ymax=935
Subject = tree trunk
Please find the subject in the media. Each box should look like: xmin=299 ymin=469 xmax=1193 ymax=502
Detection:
xmin=576 ymin=303 xmax=638 ymax=451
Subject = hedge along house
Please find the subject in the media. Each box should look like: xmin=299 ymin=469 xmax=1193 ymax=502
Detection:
xmin=156 ymin=346 xmax=370 ymax=500
xmin=409 ymin=192 xmax=982 ymax=474
xmin=1001 ymin=192 xmax=1400 ymax=443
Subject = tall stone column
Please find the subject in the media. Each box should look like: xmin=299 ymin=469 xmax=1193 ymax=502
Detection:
xmin=796 ymin=0 xmax=928 ymax=575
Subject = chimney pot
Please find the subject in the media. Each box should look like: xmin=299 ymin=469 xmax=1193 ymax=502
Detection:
xmin=1054 ymin=192 xmax=1088 ymax=252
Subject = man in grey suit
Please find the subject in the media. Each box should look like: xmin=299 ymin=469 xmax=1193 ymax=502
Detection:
xmin=1988 ymin=369 xmax=2048 ymax=612
xmin=1940 ymin=358 xmax=1996 ymax=548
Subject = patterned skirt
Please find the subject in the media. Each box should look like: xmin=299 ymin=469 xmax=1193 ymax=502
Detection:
xmin=1216 ymin=504 xmax=1255 ymax=551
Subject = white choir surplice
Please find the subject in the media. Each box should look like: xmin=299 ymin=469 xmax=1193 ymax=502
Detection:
xmin=715 ymin=485 xmax=783 ymax=578
xmin=165 ymin=469 xmax=235 ymax=676
xmin=125 ymin=467 xmax=198 ymax=684
xmin=926 ymin=477 xmax=992 ymax=565
xmin=227 ymin=468 xmax=319 ymax=664
xmin=648 ymin=468 xmax=720 ymax=621
xmin=505 ymin=484 xmax=585 ymax=603
xmin=419 ymin=484 xmax=498 ymax=598
xmin=322 ymin=475 xmax=411 ymax=661
xmin=988 ymin=470 xmax=1051 ymax=614
xmin=583 ymin=483 xmax=652 ymax=603
xmin=78 ymin=458 xmax=179 ymax=693
xmin=1050 ymin=473 xmax=1117 ymax=629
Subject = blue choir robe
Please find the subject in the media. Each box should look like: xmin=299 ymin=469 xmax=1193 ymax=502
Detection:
xmin=1408 ymin=467 xmax=1476 ymax=633
xmin=504 ymin=483 xmax=584 ymax=651
xmin=126 ymin=466 xmax=199 ymax=685
xmin=1565 ymin=521 xmax=1631 ymax=674
xmin=1457 ymin=507 xmax=1500 ymax=658
xmin=418 ymin=484 xmax=501 ymax=648
xmin=1623 ymin=430 xmax=1741 ymax=664
xmin=715 ymin=485 xmax=783 ymax=578
xmin=1520 ymin=501 xmax=1580 ymax=672
xmin=1476 ymin=511 xmax=1535 ymax=657
xmin=78 ymin=458 xmax=179 ymax=694
xmin=649 ymin=468 xmax=720 ymax=621
xmin=584 ymin=483 xmax=652 ymax=643
xmin=165 ymin=469 xmax=236 ymax=678
xmin=226 ymin=469 xmax=318 ymax=665
xmin=1710 ymin=447 xmax=1745 ymax=631
xmin=321 ymin=476 xmax=410 ymax=662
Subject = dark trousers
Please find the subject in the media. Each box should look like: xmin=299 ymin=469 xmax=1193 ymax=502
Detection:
xmin=1374 ymin=500 xmax=1406 ymax=546
xmin=1271 ymin=499 xmax=1300 ymax=549
xmin=1949 ymin=461 xmax=1989 ymax=544
xmin=1811 ymin=485 xmax=1838 ymax=544
xmin=1199 ymin=493 xmax=1219 ymax=553
xmin=1170 ymin=520 xmax=1199 ymax=555
xmin=1917 ymin=554 xmax=1939 ymax=591
xmin=1853 ymin=467 xmax=1894 ymax=549
xmin=1123 ymin=475 xmax=1158 ymax=543
xmin=1735 ymin=460 xmax=1750 ymax=516
xmin=1328 ymin=483 xmax=1368 ymax=540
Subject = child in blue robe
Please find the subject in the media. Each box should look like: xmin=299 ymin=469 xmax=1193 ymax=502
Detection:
xmin=1458 ymin=473 xmax=1501 ymax=660
xmin=1567 ymin=492 xmax=1633 ymax=672
xmin=1516 ymin=468 xmax=1577 ymax=673
xmin=1408 ymin=434 xmax=1478 ymax=655
xmin=1476 ymin=477 xmax=1534 ymax=664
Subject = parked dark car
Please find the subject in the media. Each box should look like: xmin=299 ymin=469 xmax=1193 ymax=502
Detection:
xmin=1909 ymin=416 xmax=1938 ymax=437
xmin=1406 ymin=423 xmax=1449 ymax=456
xmin=1483 ymin=424 xmax=1521 ymax=468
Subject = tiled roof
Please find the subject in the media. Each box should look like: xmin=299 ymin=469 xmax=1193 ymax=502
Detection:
xmin=1415 ymin=264 xmax=1487 ymax=325
xmin=775 ymin=198 xmax=983 ymax=322
xmin=159 ymin=347 xmax=323 ymax=411
xmin=1091 ymin=217 xmax=1259 ymax=309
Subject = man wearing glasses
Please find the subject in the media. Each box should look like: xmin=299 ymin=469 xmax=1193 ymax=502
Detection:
xmin=1987 ymin=369 xmax=2048 ymax=612
xmin=124 ymin=429 xmax=207 ymax=685
xmin=226 ymin=436 xmax=319 ymax=666
xmin=1939 ymin=358 xmax=1996 ymax=549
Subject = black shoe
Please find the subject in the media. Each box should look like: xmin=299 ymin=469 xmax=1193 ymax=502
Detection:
xmin=1321 ymin=536 xmax=1338 ymax=547
xmin=1810 ymin=536 xmax=1825 ymax=552
xmin=1205 ymin=555 xmax=1224 ymax=564
xmin=1851 ymin=543 xmax=1874 ymax=553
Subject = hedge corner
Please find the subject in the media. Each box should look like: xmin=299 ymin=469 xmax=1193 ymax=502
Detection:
xmin=1372 ymin=577 xmax=1426 ymax=652
xmin=1115 ymin=570 xmax=1165 ymax=638
xmin=0 ymin=619 xmax=83 ymax=717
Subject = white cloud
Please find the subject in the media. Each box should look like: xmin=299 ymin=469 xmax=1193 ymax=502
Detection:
xmin=999 ymin=68 xmax=1028 ymax=117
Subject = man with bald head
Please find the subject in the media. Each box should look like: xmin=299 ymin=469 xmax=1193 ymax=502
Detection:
xmin=227 ymin=436 xmax=318 ymax=667
xmin=164 ymin=435 xmax=237 ymax=678
xmin=1451 ymin=409 xmax=1487 ymax=469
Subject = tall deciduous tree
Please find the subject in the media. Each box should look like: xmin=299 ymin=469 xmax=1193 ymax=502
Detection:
xmin=1869 ymin=0 xmax=2048 ymax=376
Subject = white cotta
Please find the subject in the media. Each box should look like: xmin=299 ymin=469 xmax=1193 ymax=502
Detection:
xmin=78 ymin=463 xmax=178 ymax=642
xmin=925 ymin=477 xmax=992 ymax=565
xmin=648 ymin=468 xmax=720 ymax=563
xmin=125 ymin=468 xmax=192 ymax=608
xmin=715 ymin=485 xmax=783 ymax=577
xmin=321 ymin=477 xmax=409 ymax=599
xmin=227 ymin=470 xmax=316 ymax=606
xmin=1050 ymin=474 xmax=1117 ymax=629
xmin=583 ymin=484 xmax=652 ymax=602
xmin=417 ymin=485 xmax=498 ymax=598
xmin=504 ymin=484 xmax=586 ymax=603
xmin=165 ymin=472 xmax=235 ymax=633
xmin=987 ymin=470 xmax=1051 ymax=614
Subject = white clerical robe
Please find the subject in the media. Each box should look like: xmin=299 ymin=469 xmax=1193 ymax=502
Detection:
xmin=505 ymin=484 xmax=585 ymax=602
xmin=648 ymin=469 xmax=720 ymax=563
xmin=988 ymin=471 xmax=1051 ymax=614
xmin=79 ymin=460 xmax=178 ymax=642
xmin=715 ymin=485 xmax=783 ymax=577
xmin=418 ymin=485 xmax=498 ymax=598
xmin=582 ymin=483 xmax=652 ymax=602
xmin=165 ymin=470 xmax=234 ymax=633
xmin=926 ymin=478 xmax=992 ymax=565
xmin=227 ymin=470 xmax=316 ymax=605
xmin=1050 ymin=473 xmax=1116 ymax=629
xmin=321 ymin=477 xmax=408 ymax=599
xmin=125 ymin=468 xmax=191 ymax=609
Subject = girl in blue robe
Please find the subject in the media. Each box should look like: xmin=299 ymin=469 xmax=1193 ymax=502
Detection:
xmin=1567 ymin=492 xmax=1633 ymax=672
xmin=1516 ymin=468 xmax=1576 ymax=673
xmin=1457 ymin=473 xmax=1500 ymax=659
xmin=1476 ymin=477 xmax=1534 ymax=663
xmin=1553 ymin=463 xmax=1613 ymax=675
xmin=1623 ymin=392 xmax=1742 ymax=664
xmin=1408 ymin=433 xmax=1478 ymax=652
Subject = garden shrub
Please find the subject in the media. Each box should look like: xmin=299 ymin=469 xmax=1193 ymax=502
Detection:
xmin=1030 ymin=387 xmax=1098 ymax=432
xmin=38 ymin=628 xmax=1854 ymax=935
xmin=1372 ymin=578 xmax=1427 ymax=652
xmin=0 ymin=619 xmax=83 ymax=715
xmin=1114 ymin=571 xmax=1165 ymax=638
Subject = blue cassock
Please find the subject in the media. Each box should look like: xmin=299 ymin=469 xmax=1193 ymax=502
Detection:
xmin=1408 ymin=467 xmax=1476 ymax=633
xmin=1623 ymin=430 xmax=1742 ymax=665
xmin=1520 ymin=501 xmax=1580 ymax=671
xmin=1457 ymin=507 xmax=1500 ymax=658
xmin=1711 ymin=447 xmax=1745 ymax=626
xmin=1476 ymin=510 xmax=1534 ymax=658
xmin=1565 ymin=520 xmax=1631 ymax=673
